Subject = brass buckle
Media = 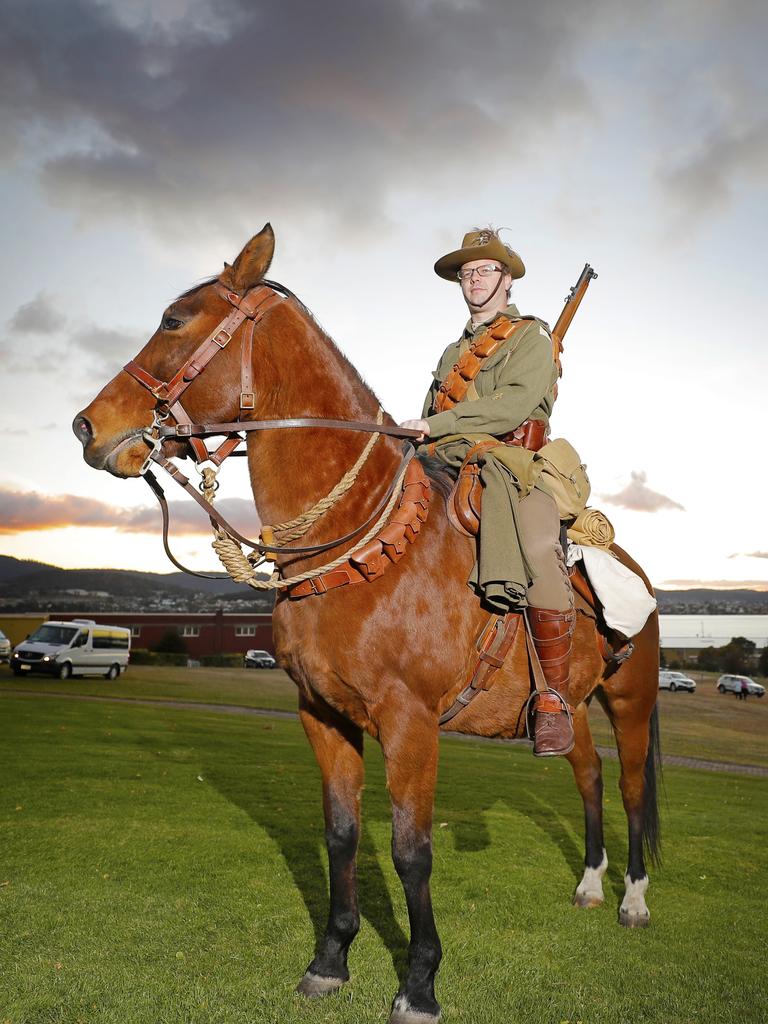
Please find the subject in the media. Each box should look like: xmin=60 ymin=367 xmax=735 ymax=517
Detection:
xmin=175 ymin=424 xmax=192 ymax=437
xmin=240 ymin=392 xmax=255 ymax=409
xmin=213 ymin=329 xmax=232 ymax=348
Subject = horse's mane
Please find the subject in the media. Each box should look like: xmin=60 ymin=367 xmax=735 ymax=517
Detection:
xmin=176 ymin=276 xmax=378 ymax=406
xmin=418 ymin=454 xmax=456 ymax=500
xmin=175 ymin=277 xmax=454 ymax=497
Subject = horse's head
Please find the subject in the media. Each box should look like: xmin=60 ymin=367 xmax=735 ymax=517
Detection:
xmin=73 ymin=224 xmax=277 ymax=478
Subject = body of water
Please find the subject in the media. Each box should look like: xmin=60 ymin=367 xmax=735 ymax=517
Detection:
xmin=659 ymin=614 xmax=768 ymax=648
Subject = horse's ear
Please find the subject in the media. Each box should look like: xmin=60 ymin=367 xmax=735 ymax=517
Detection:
xmin=220 ymin=224 xmax=275 ymax=292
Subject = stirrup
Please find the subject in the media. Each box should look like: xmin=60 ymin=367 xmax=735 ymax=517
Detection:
xmin=523 ymin=688 xmax=573 ymax=741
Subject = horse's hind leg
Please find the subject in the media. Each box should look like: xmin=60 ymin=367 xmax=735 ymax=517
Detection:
xmin=296 ymin=694 xmax=365 ymax=996
xmin=379 ymin=704 xmax=442 ymax=1024
xmin=598 ymin=686 xmax=662 ymax=928
xmin=566 ymin=702 xmax=608 ymax=908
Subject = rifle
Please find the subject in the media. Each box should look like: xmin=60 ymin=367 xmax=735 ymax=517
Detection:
xmin=551 ymin=263 xmax=598 ymax=386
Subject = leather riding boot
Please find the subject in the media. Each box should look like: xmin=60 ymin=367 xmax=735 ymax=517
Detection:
xmin=529 ymin=607 xmax=576 ymax=757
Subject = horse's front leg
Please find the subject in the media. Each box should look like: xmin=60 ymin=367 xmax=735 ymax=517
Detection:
xmin=380 ymin=704 xmax=442 ymax=1024
xmin=296 ymin=693 xmax=364 ymax=996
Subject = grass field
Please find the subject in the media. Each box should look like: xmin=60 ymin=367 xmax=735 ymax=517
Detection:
xmin=1 ymin=689 xmax=767 ymax=1024
xmin=2 ymin=662 xmax=767 ymax=768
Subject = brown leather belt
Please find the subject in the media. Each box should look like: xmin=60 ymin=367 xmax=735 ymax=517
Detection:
xmin=428 ymin=417 xmax=548 ymax=459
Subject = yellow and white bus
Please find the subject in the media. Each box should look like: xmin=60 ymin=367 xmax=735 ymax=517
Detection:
xmin=11 ymin=619 xmax=130 ymax=680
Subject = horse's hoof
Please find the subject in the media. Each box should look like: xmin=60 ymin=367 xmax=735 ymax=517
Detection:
xmin=619 ymin=873 xmax=650 ymax=927
xmin=573 ymin=892 xmax=604 ymax=909
xmin=389 ymin=995 xmax=441 ymax=1024
xmin=619 ymin=908 xmax=650 ymax=928
xmin=573 ymin=851 xmax=608 ymax=909
xmin=295 ymin=971 xmax=345 ymax=997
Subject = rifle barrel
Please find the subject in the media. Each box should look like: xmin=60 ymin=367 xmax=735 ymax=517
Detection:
xmin=552 ymin=263 xmax=598 ymax=344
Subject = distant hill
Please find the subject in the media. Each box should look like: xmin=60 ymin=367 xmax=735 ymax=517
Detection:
xmin=0 ymin=555 xmax=243 ymax=596
xmin=0 ymin=555 xmax=274 ymax=611
xmin=0 ymin=555 xmax=52 ymax=585
xmin=655 ymin=588 xmax=768 ymax=612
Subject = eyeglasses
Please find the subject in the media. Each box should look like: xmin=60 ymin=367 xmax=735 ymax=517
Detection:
xmin=457 ymin=265 xmax=504 ymax=281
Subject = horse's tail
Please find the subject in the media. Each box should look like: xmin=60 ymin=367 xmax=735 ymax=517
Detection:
xmin=642 ymin=702 xmax=663 ymax=867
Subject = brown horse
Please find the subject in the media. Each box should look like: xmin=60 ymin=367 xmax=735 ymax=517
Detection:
xmin=74 ymin=226 xmax=660 ymax=1024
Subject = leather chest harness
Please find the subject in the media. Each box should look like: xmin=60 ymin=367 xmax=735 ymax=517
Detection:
xmin=426 ymin=314 xmax=549 ymax=537
xmin=433 ymin=314 xmax=530 ymax=412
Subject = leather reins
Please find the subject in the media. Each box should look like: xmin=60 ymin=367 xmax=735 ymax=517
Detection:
xmin=122 ymin=278 xmax=423 ymax=577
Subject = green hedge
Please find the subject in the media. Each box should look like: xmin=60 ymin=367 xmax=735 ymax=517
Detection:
xmin=198 ymin=654 xmax=244 ymax=668
xmin=129 ymin=649 xmax=188 ymax=667
xmin=128 ymin=650 xmax=246 ymax=668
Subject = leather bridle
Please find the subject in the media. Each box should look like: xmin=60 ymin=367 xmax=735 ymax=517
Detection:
xmin=124 ymin=280 xmax=284 ymax=470
xmin=121 ymin=278 xmax=423 ymax=577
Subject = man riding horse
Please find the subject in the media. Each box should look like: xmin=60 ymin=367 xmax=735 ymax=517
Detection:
xmin=401 ymin=228 xmax=576 ymax=757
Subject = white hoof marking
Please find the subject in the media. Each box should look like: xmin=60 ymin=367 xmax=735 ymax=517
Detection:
xmin=619 ymin=873 xmax=650 ymax=927
xmin=389 ymin=994 xmax=441 ymax=1024
xmin=573 ymin=848 xmax=608 ymax=908
xmin=296 ymin=971 xmax=344 ymax=997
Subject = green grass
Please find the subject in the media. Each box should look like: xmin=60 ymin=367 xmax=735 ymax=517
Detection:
xmin=3 ymin=663 xmax=768 ymax=767
xmin=0 ymin=662 xmax=297 ymax=714
xmin=1 ymin=694 xmax=767 ymax=1023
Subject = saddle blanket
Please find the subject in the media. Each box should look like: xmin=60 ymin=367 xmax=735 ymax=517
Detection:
xmin=567 ymin=542 xmax=657 ymax=638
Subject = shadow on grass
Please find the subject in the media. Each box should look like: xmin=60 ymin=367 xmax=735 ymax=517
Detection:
xmin=436 ymin=776 xmax=626 ymax=894
xmin=204 ymin=736 xmax=410 ymax=984
xmin=202 ymin=719 xmax=631 ymax=979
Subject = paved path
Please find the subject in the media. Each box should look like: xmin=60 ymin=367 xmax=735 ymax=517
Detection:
xmin=4 ymin=688 xmax=767 ymax=777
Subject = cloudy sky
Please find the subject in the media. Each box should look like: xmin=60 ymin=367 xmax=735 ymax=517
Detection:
xmin=0 ymin=0 xmax=766 ymax=589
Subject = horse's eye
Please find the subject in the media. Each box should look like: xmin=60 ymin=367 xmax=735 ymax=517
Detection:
xmin=161 ymin=316 xmax=183 ymax=331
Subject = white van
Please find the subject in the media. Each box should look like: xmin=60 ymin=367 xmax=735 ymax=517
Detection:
xmin=11 ymin=619 xmax=130 ymax=680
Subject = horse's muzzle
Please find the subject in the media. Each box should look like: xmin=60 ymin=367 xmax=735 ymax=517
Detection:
xmin=72 ymin=415 xmax=92 ymax=447
xmin=73 ymin=413 xmax=148 ymax=475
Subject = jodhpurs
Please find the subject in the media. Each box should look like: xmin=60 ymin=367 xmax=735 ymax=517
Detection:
xmin=517 ymin=487 xmax=572 ymax=612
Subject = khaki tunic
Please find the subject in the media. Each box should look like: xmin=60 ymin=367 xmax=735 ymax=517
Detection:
xmin=420 ymin=304 xmax=570 ymax=613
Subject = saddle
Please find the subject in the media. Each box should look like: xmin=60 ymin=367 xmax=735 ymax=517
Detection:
xmin=446 ymin=418 xmax=548 ymax=537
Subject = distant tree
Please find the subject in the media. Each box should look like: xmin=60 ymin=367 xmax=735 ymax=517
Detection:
xmin=758 ymin=645 xmax=768 ymax=679
xmin=154 ymin=629 xmax=187 ymax=654
xmin=719 ymin=636 xmax=756 ymax=675
xmin=696 ymin=647 xmax=722 ymax=672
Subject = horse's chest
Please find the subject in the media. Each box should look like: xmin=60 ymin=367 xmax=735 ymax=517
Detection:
xmin=272 ymin=603 xmax=376 ymax=727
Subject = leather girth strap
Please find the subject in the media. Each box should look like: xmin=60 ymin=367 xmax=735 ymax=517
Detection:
xmin=287 ymin=457 xmax=431 ymax=599
xmin=439 ymin=612 xmax=521 ymax=726
xmin=434 ymin=316 xmax=530 ymax=412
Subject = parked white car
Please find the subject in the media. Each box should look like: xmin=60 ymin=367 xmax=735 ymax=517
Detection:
xmin=716 ymin=674 xmax=765 ymax=697
xmin=659 ymin=670 xmax=696 ymax=692
xmin=11 ymin=619 xmax=130 ymax=680
xmin=0 ymin=628 xmax=11 ymax=662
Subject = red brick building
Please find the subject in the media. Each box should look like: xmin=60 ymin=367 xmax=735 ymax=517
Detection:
xmin=8 ymin=611 xmax=274 ymax=658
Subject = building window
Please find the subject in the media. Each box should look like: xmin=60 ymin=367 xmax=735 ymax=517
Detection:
xmin=130 ymin=625 xmax=141 ymax=638
xmin=235 ymin=625 xmax=257 ymax=637
xmin=181 ymin=626 xmax=200 ymax=638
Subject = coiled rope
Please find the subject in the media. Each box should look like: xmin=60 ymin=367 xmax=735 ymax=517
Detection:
xmin=265 ymin=406 xmax=384 ymax=544
xmin=210 ymin=456 xmax=409 ymax=591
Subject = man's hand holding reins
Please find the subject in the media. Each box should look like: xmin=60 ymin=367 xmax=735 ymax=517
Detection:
xmin=399 ymin=419 xmax=431 ymax=442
